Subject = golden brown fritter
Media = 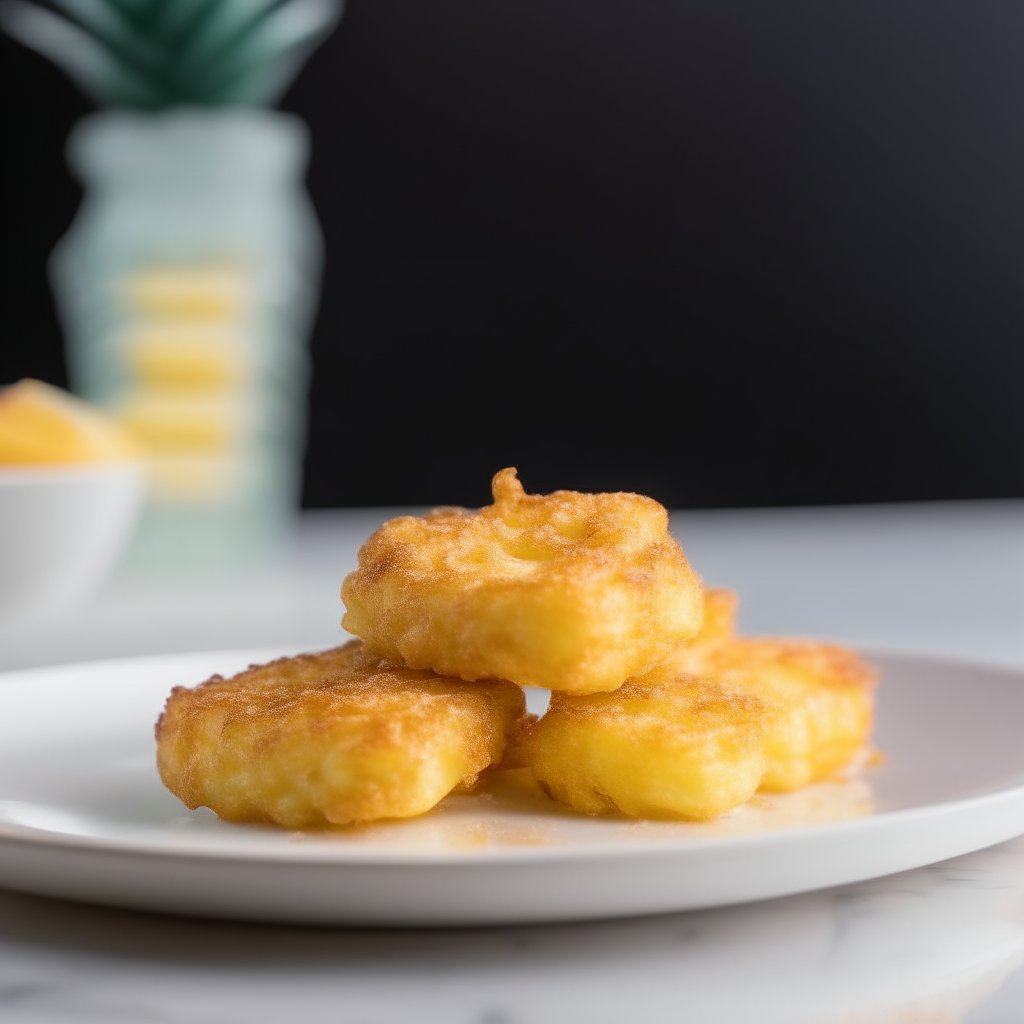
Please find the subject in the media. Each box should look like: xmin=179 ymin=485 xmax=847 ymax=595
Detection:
xmin=156 ymin=641 xmax=526 ymax=827
xmin=691 ymin=587 xmax=738 ymax=645
xmin=523 ymin=662 xmax=772 ymax=820
xmin=669 ymin=638 xmax=876 ymax=792
xmin=341 ymin=468 xmax=704 ymax=694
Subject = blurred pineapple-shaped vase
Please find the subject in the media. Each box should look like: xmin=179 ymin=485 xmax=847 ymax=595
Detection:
xmin=1 ymin=0 xmax=341 ymax=564
xmin=53 ymin=110 xmax=320 ymax=563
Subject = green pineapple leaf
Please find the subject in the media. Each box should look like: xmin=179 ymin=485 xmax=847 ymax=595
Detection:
xmin=0 ymin=0 xmax=342 ymax=108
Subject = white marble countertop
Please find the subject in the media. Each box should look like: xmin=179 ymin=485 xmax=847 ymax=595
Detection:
xmin=3 ymin=500 xmax=1024 ymax=1022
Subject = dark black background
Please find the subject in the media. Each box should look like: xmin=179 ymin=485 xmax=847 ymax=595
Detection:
xmin=4 ymin=0 xmax=1024 ymax=509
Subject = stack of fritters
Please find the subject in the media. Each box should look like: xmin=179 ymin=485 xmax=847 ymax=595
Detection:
xmin=156 ymin=469 xmax=876 ymax=826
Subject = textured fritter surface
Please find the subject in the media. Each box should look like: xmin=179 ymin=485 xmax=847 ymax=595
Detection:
xmin=156 ymin=641 xmax=526 ymax=827
xmin=691 ymin=588 xmax=738 ymax=645
xmin=523 ymin=663 xmax=771 ymax=820
xmin=669 ymin=639 xmax=876 ymax=792
xmin=341 ymin=468 xmax=704 ymax=694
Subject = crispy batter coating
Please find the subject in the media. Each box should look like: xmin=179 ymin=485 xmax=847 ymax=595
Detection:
xmin=523 ymin=663 xmax=771 ymax=820
xmin=156 ymin=641 xmax=526 ymax=827
xmin=341 ymin=468 xmax=705 ymax=694
xmin=669 ymin=638 xmax=876 ymax=792
xmin=691 ymin=588 xmax=738 ymax=645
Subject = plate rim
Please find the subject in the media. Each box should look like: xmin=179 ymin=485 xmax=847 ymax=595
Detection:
xmin=3 ymin=782 xmax=1024 ymax=868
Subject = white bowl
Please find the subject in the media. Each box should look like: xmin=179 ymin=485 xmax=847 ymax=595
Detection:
xmin=0 ymin=465 xmax=145 ymax=630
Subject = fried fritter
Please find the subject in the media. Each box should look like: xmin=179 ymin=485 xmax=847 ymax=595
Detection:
xmin=669 ymin=638 xmax=876 ymax=792
xmin=341 ymin=468 xmax=704 ymax=694
xmin=156 ymin=641 xmax=526 ymax=827
xmin=523 ymin=662 xmax=771 ymax=820
xmin=691 ymin=587 xmax=738 ymax=645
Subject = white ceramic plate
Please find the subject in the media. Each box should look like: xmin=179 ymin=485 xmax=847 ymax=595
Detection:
xmin=1 ymin=649 xmax=1024 ymax=926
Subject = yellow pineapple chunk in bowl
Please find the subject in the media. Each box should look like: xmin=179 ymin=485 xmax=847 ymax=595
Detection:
xmin=0 ymin=378 xmax=139 ymax=465
xmin=522 ymin=662 xmax=772 ymax=820
xmin=0 ymin=379 xmax=144 ymax=628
